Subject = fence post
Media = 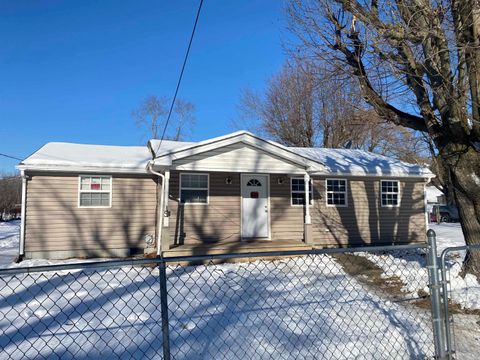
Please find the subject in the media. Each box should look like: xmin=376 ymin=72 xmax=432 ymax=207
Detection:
xmin=427 ymin=229 xmax=447 ymax=359
xmin=440 ymin=250 xmax=453 ymax=359
xmin=159 ymin=260 xmax=171 ymax=360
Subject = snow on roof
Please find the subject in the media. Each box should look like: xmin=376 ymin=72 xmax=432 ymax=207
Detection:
xmin=426 ymin=185 xmax=444 ymax=202
xmin=20 ymin=142 xmax=152 ymax=173
xmin=19 ymin=132 xmax=433 ymax=177
xmin=293 ymin=147 xmax=432 ymax=177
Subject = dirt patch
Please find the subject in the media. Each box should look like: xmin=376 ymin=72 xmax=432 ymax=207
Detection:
xmin=333 ymin=253 xmax=480 ymax=318
xmin=332 ymin=253 xmax=428 ymax=304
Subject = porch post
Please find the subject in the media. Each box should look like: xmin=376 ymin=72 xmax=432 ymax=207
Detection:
xmin=161 ymin=169 xmax=171 ymax=252
xmin=163 ymin=170 xmax=170 ymax=227
xmin=304 ymin=173 xmax=313 ymax=244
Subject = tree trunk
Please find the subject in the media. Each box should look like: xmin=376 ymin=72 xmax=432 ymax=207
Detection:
xmin=442 ymin=146 xmax=480 ymax=278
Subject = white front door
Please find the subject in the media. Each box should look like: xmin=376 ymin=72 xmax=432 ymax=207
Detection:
xmin=241 ymin=174 xmax=269 ymax=239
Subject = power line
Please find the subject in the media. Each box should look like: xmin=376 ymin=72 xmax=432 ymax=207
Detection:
xmin=156 ymin=0 xmax=204 ymax=154
xmin=0 ymin=153 xmax=22 ymax=161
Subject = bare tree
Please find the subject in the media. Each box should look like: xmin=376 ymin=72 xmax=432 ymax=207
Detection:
xmin=237 ymin=60 xmax=429 ymax=163
xmin=237 ymin=61 xmax=318 ymax=147
xmin=0 ymin=173 xmax=21 ymax=221
xmin=288 ymin=0 xmax=480 ymax=276
xmin=132 ymin=96 xmax=196 ymax=140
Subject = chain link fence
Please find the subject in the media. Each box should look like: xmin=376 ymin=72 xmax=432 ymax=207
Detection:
xmin=0 ymin=245 xmax=436 ymax=359
xmin=440 ymin=244 xmax=480 ymax=359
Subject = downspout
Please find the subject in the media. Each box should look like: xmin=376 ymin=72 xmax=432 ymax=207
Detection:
xmin=18 ymin=170 xmax=27 ymax=260
xmin=147 ymin=162 xmax=165 ymax=256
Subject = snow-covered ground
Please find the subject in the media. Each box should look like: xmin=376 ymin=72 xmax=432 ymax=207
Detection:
xmin=360 ymin=222 xmax=479 ymax=359
xmin=0 ymin=256 xmax=434 ymax=359
xmin=0 ymin=221 xmax=478 ymax=358
xmin=430 ymin=222 xmax=480 ymax=310
xmin=429 ymin=222 xmax=466 ymax=254
xmin=361 ymin=222 xmax=480 ymax=311
xmin=0 ymin=220 xmax=109 ymax=269
xmin=0 ymin=220 xmax=20 ymax=267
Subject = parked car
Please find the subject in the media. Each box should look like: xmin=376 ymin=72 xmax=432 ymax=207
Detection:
xmin=430 ymin=205 xmax=460 ymax=223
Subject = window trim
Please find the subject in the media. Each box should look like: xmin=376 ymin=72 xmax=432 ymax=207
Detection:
xmin=290 ymin=177 xmax=314 ymax=207
xmin=179 ymin=172 xmax=210 ymax=205
xmin=78 ymin=175 xmax=113 ymax=209
xmin=380 ymin=179 xmax=401 ymax=207
xmin=325 ymin=178 xmax=348 ymax=208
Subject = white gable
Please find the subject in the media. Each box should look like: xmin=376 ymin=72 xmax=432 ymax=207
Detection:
xmin=172 ymin=142 xmax=308 ymax=174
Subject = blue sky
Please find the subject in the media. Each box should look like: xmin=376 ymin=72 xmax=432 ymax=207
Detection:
xmin=0 ymin=0 xmax=288 ymax=172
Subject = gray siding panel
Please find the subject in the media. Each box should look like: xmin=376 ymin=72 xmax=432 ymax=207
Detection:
xmin=167 ymin=172 xmax=425 ymax=247
xmin=25 ymin=173 xmax=157 ymax=255
xmin=24 ymin=170 xmax=426 ymax=258
xmin=310 ymin=176 xmax=426 ymax=245
xmin=168 ymin=171 xmax=241 ymax=245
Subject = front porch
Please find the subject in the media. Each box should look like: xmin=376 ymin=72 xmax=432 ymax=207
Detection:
xmin=158 ymin=171 xmax=314 ymax=255
xmin=163 ymin=238 xmax=313 ymax=258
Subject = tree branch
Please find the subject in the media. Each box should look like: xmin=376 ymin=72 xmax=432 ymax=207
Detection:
xmin=327 ymin=11 xmax=428 ymax=132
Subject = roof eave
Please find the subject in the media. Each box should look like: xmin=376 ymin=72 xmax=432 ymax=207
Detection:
xmin=17 ymin=164 xmax=149 ymax=174
xmin=309 ymin=169 xmax=435 ymax=178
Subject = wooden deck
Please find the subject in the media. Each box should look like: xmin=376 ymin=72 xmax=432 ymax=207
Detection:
xmin=163 ymin=239 xmax=312 ymax=258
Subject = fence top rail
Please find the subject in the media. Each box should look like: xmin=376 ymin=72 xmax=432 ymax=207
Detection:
xmin=0 ymin=258 xmax=160 ymax=276
xmin=162 ymin=243 xmax=427 ymax=264
xmin=0 ymin=243 xmax=427 ymax=276
xmin=440 ymin=243 xmax=480 ymax=265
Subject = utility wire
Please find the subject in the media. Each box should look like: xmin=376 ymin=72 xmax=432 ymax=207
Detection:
xmin=155 ymin=0 xmax=204 ymax=154
xmin=0 ymin=153 xmax=22 ymax=161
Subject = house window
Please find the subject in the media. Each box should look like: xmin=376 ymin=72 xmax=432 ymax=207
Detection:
xmin=78 ymin=176 xmax=112 ymax=207
xmin=180 ymin=173 xmax=209 ymax=204
xmin=326 ymin=179 xmax=347 ymax=206
xmin=246 ymin=179 xmax=262 ymax=187
xmin=381 ymin=180 xmax=400 ymax=207
xmin=291 ymin=178 xmax=313 ymax=206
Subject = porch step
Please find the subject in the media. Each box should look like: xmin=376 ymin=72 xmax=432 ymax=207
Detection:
xmin=163 ymin=241 xmax=313 ymax=259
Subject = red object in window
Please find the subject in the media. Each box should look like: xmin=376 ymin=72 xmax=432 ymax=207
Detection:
xmin=91 ymin=183 xmax=100 ymax=190
xmin=250 ymin=191 xmax=259 ymax=198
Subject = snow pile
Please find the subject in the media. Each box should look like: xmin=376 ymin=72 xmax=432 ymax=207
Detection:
xmin=361 ymin=248 xmax=480 ymax=310
xmin=7 ymin=256 xmax=112 ymax=269
xmin=361 ymin=249 xmax=430 ymax=297
xmin=447 ymin=262 xmax=480 ymax=309
xmin=362 ymin=223 xmax=480 ymax=310
xmin=430 ymin=223 xmax=480 ymax=310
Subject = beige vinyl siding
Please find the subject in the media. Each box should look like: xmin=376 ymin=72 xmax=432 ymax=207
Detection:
xmin=172 ymin=143 xmax=305 ymax=174
xmin=168 ymin=171 xmax=241 ymax=245
xmin=25 ymin=173 xmax=157 ymax=254
xmin=270 ymin=176 xmax=303 ymax=241
xmin=166 ymin=172 xmax=426 ymax=247
xmin=310 ymin=176 xmax=426 ymax=245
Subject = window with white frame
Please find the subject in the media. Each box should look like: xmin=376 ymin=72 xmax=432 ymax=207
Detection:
xmin=381 ymin=180 xmax=400 ymax=206
xmin=180 ymin=173 xmax=209 ymax=204
xmin=291 ymin=178 xmax=313 ymax=206
xmin=326 ymin=179 xmax=347 ymax=206
xmin=79 ymin=176 xmax=112 ymax=207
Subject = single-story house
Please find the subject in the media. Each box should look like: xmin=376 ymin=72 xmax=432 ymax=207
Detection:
xmin=16 ymin=131 xmax=433 ymax=259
